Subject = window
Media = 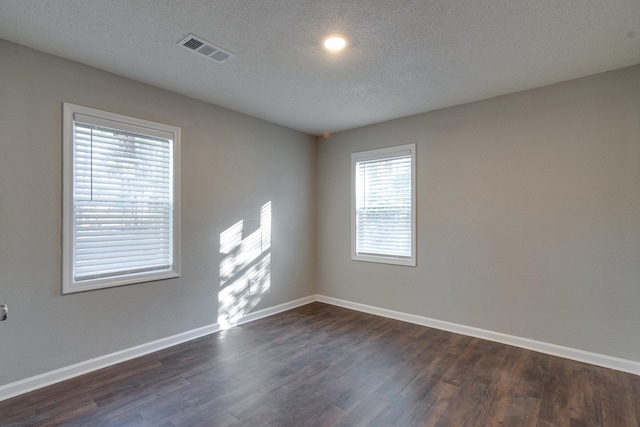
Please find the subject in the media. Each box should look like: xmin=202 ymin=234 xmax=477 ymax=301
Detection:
xmin=351 ymin=143 xmax=416 ymax=266
xmin=62 ymin=103 xmax=180 ymax=293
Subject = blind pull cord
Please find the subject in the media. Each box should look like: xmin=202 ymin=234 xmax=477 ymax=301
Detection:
xmin=90 ymin=127 xmax=94 ymax=201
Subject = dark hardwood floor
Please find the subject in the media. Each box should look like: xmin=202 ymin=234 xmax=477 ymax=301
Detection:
xmin=1 ymin=302 xmax=639 ymax=426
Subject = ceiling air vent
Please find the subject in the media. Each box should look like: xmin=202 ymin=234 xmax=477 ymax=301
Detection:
xmin=178 ymin=34 xmax=234 ymax=63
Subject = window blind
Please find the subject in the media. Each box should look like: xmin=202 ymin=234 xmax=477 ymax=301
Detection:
xmin=355 ymin=153 xmax=412 ymax=259
xmin=72 ymin=117 xmax=175 ymax=281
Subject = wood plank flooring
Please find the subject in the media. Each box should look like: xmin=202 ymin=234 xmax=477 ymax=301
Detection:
xmin=1 ymin=302 xmax=639 ymax=426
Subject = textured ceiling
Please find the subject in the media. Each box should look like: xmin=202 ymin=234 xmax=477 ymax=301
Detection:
xmin=0 ymin=0 xmax=638 ymax=135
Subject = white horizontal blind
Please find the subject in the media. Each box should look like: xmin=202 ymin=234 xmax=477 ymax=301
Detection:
xmin=355 ymin=152 xmax=412 ymax=259
xmin=72 ymin=117 xmax=175 ymax=282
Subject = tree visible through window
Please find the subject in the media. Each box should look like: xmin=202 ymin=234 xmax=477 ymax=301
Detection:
xmin=62 ymin=103 xmax=181 ymax=293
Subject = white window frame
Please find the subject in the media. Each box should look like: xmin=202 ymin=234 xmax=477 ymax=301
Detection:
xmin=351 ymin=143 xmax=416 ymax=266
xmin=62 ymin=103 xmax=181 ymax=293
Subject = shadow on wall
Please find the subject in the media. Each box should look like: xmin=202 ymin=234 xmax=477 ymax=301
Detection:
xmin=218 ymin=202 xmax=271 ymax=329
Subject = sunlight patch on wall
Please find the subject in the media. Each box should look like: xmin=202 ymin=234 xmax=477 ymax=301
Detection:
xmin=218 ymin=202 xmax=271 ymax=329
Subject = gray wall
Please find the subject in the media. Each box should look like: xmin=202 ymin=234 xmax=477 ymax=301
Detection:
xmin=1 ymin=36 xmax=638 ymax=389
xmin=317 ymin=65 xmax=640 ymax=362
xmin=0 ymin=39 xmax=316 ymax=386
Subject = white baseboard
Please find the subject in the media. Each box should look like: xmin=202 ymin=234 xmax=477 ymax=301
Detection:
xmin=2 ymin=293 xmax=637 ymax=403
xmin=0 ymin=322 xmax=220 ymax=402
xmin=316 ymin=295 xmax=640 ymax=376
xmin=0 ymin=295 xmax=317 ymax=403
xmin=223 ymin=295 xmax=317 ymax=329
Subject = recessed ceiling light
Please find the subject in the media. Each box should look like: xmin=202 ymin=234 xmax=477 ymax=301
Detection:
xmin=323 ymin=34 xmax=348 ymax=52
